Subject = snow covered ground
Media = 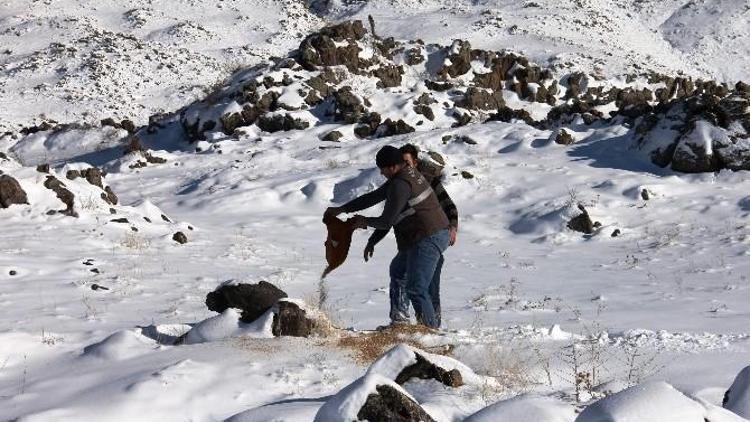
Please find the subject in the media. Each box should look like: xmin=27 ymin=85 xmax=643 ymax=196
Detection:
xmin=2 ymin=0 xmax=750 ymax=421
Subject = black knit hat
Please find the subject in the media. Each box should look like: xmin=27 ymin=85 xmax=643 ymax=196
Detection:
xmin=375 ymin=145 xmax=403 ymax=168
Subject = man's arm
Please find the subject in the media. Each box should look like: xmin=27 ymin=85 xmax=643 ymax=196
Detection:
xmin=433 ymin=179 xmax=458 ymax=229
xmin=364 ymin=178 xmax=410 ymax=230
xmin=367 ymin=229 xmax=389 ymax=247
xmin=340 ymin=183 xmax=388 ymax=213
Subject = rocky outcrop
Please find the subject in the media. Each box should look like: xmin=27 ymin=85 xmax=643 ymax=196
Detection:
xmin=256 ymin=114 xmax=310 ymax=133
xmin=0 ymin=175 xmax=28 ymax=208
xmin=205 ymin=281 xmax=288 ymax=323
xmin=376 ymin=119 xmax=415 ymax=137
xmin=458 ymin=87 xmax=505 ymax=111
xmin=297 ymin=21 xmax=367 ymax=72
xmin=439 ymin=40 xmax=472 ymax=79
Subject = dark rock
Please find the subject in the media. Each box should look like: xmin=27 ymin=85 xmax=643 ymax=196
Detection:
xmin=354 ymin=124 xmax=373 ymax=138
xmin=91 ymin=283 xmax=109 ymax=291
xmin=272 ymin=301 xmax=313 ymax=337
xmin=256 ymin=91 xmax=280 ymax=112
xmin=487 ymin=106 xmax=537 ymax=126
xmin=376 ymin=119 xmax=415 ymax=137
xmin=81 ymin=168 xmax=103 ymax=188
xmin=424 ymin=80 xmax=453 ymax=92
xmin=161 ymin=214 xmax=171 ymax=222
xmin=36 ymin=164 xmax=50 ymax=173
xmin=172 ymin=231 xmax=187 ymax=244
xmin=452 ymin=111 xmax=472 ymax=127
xmin=297 ymin=21 xmax=366 ymax=72
xmin=256 ymin=114 xmax=310 ymax=133
xmin=404 ymin=47 xmax=425 ymax=65
xmin=460 ymin=170 xmax=474 ymax=179
xmin=334 ymin=86 xmax=366 ymax=123
xmin=100 ymin=117 xmax=119 ymax=128
xmin=373 ymin=65 xmax=403 ymax=88
xmin=0 ymin=175 xmax=29 ymax=208
xmin=413 ymin=104 xmax=435 ymax=121
xmin=567 ymin=204 xmax=595 ymax=234
xmin=111 ymin=218 xmax=129 ymax=223
xmin=322 ymin=130 xmax=343 ymax=142
xmin=611 ymin=229 xmax=621 ymax=237
xmin=43 ymin=176 xmax=76 ymax=216
xmin=553 ymin=129 xmax=575 ymax=145
xmin=357 ymin=384 xmax=436 ymax=422
xmin=103 ymin=186 xmax=118 ymax=205
xmin=121 ymin=119 xmax=136 ymax=133
xmin=458 ymin=87 xmax=504 ymax=111
xmin=455 ymin=135 xmax=477 ymax=145
xmin=9 ymin=270 xmax=17 ymax=276
xmin=220 ymin=112 xmax=246 ymax=134
xmin=66 ymin=170 xmax=81 ymax=180
xmin=205 ymin=281 xmax=288 ymax=323
xmin=395 ymin=352 xmax=464 ymax=387
xmin=564 ymin=72 xmax=588 ymax=99
xmin=641 ymin=189 xmax=650 ymax=200
xmin=439 ymin=40 xmax=472 ymax=78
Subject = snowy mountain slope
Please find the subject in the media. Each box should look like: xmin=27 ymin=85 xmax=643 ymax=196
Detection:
xmin=2 ymin=1 xmax=750 ymax=421
xmin=0 ymin=0 xmax=323 ymax=133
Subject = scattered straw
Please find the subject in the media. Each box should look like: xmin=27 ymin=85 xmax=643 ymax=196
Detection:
xmin=336 ymin=324 xmax=450 ymax=364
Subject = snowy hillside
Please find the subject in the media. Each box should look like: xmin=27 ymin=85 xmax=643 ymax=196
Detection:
xmin=2 ymin=0 xmax=750 ymax=421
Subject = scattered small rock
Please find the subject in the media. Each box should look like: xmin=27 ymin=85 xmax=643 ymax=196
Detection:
xmin=553 ymin=128 xmax=575 ymax=145
xmin=322 ymin=130 xmax=343 ymax=142
xmin=460 ymin=170 xmax=474 ymax=179
xmin=9 ymin=270 xmax=17 ymax=276
xmin=91 ymin=283 xmax=109 ymax=291
xmin=172 ymin=231 xmax=188 ymax=244
xmin=611 ymin=229 xmax=621 ymax=237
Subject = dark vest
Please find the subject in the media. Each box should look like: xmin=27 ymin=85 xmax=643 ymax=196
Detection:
xmin=392 ymin=166 xmax=449 ymax=250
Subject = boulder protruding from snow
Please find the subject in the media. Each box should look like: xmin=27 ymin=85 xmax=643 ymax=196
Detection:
xmin=367 ymin=344 xmax=480 ymax=388
xmin=0 ymin=175 xmax=29 ymax=208
xmin=205 ymin=281 xmax=288 ymax=323
xmin=272 ymin=300 xmax=314 ymax=337
xmin=314 ymin=373 xmax=435 ymax=422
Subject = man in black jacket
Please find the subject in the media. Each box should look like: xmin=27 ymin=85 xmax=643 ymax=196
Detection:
xmin=325 ymin=145 xmax=450 ymax=328
xmin=364 ymin=144 xmax=458 ymax=327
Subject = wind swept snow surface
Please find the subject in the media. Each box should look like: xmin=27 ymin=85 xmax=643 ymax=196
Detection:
xmin=2 ymin=1 xmax=750 ymax=421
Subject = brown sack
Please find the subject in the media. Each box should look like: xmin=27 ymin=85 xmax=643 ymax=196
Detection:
xmin=322 ymin=214 xmax=356 ymax=278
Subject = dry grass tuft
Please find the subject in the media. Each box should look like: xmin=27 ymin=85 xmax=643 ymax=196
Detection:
xmin=336 ymin=324 xmax=449 ymax=364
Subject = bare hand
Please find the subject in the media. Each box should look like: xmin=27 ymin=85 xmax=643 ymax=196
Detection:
xmin=352 ymin=214 xmax=367 ymax=229
xmin=449 ymin=226 xmax=457 ymax=246
xmin=364 ymin=244 xmax=374 ymax=262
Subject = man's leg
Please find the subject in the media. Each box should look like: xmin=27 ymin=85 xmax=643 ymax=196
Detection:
xmin=429 ymin=254 xmax=444 ymax=327
xmin=389 ymin=250 xmax=410 ymax=323
xmin=406 ymin=229 xmax=449 ymax=328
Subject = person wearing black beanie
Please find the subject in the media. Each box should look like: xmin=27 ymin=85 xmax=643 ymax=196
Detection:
xmin=324 ymin=145 xmax=451 ymax=329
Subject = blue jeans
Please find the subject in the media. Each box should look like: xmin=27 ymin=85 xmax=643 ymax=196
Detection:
xmin=389 ymin=229 xmax=449 ymax=328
